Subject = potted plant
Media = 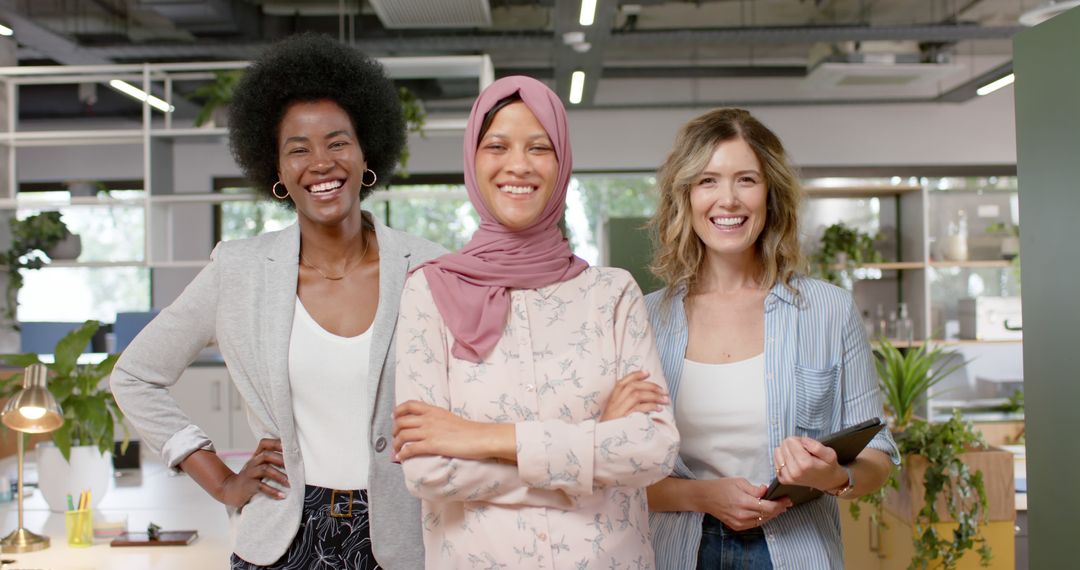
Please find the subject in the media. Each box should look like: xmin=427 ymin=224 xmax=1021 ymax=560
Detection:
xmin=0 ymin=320 xmax=127 ymax=512
xmin=810 ymin=222 xmax=883 ymax=287
xmin=190 ymin=69 xmax=242 ymax=128
xmin=848 ymin=339 xmax=1010 ymax=569
xmin=3 ymin=212 xmax=78 ymax=326
xmin=875 ymin=337 xmax=966 ymax=432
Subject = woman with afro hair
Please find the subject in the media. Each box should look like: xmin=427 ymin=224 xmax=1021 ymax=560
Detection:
xmin=111 ymin=33 xmax=444 ymax=569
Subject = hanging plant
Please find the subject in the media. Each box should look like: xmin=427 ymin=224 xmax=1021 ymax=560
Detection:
xmin=851 ymin=413 xmax=994 ymax=570
xmin=4 ymin=211 xmax=72 ymax=327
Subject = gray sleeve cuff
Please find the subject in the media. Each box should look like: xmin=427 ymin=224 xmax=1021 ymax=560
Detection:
xmin=161 ymin=424 xmax=216 ymax=472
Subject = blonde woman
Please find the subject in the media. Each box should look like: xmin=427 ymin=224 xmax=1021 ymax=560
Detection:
xmin=645 ymin=108 xmax=899 ymax=569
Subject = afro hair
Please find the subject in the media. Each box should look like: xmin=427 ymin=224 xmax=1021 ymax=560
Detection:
xmin=227 ymin=33 xmax=406 ymax=205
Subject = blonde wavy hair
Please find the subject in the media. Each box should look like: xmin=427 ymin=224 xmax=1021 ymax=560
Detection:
xmin=649 ymin=108 xmax=805 ymax=301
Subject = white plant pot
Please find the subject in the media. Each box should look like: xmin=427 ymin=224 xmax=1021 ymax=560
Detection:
xmin=1000 ymin=236 xmax=1020 ymax=260
xmin=35 ymin=443 xmax=113 ymax=513
xmin=46 ymin=233 xmax=82 ymax=261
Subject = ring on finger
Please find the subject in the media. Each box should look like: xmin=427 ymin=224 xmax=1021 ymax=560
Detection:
xmin=757 ymin=514 xmax=764 ymax=523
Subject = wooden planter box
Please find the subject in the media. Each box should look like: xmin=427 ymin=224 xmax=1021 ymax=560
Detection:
xmin=843 ymin=447 xmax=1016 ymax=570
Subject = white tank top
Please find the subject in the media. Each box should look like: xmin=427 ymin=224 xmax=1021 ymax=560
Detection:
xmin=676 ymin=353 xmax=771 ymax=484
xmin=288 ymin=298 xmax=372 ymax=490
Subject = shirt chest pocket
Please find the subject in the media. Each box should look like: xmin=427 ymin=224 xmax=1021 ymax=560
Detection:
xmin=794 ymin=364 xmax=839 ymax=433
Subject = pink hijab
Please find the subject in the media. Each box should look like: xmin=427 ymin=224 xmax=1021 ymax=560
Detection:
xmin=418 ymin=76 xmax=588 ymax=363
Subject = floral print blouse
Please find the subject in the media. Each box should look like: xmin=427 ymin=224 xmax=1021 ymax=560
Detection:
xmin=396 ymin=266 xmax=680 ymax=569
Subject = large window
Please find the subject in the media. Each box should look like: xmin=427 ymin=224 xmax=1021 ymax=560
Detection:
xmin=15 ymin=187 xmax=150 ymax=323
xmin=214 ymin=175 xmax=661 ymax=264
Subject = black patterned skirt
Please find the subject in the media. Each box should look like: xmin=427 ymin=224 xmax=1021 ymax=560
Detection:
xmin=230 ymin=486 xmax=380 ymax=570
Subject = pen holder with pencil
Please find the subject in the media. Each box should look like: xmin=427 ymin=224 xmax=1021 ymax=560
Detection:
xmin=65 ymin=509 xmax=93 ymax=547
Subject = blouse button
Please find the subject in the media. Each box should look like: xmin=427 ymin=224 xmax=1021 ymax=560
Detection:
xmin=537 ymin=532 xmax=548 ymax=541
xmin=525 ymin=384 xmax=536 ymax=392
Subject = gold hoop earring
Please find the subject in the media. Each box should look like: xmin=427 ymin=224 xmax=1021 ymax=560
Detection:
xmin=272 ymin=181 xmax=289 ymax=199
xmin=361 ymin=169 xmax=377 ymax=188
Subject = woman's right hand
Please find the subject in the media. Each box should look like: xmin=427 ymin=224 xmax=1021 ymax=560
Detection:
xmin=218 ymin=438 xmax=289 ymax=508
xmin=600 ymin=370 xmax=670 ymax=422
xmin=698 ymin=478 xmax=791 ymax=531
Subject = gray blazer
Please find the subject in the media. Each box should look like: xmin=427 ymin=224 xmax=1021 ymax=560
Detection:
xmin=110 ymin=217 xmax=445 ymax=567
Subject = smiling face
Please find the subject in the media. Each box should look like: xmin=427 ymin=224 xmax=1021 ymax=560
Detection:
xmin=277 ymin=99 xmax=366 ymax=228
xmin=688 ymin=137 xmax=768 ymax=265
xmin=474 ymin=101 xmax=559 ymax=232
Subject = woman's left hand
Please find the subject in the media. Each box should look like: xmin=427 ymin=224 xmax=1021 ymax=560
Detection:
xmin=393 ymin=400 xmax=516 ymax=462
xmin=772 ymin=436 xmax=848 ymax=492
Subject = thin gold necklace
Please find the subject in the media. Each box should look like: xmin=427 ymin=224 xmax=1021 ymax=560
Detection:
xmin=300 ymin=232 xmax=371 ymax=281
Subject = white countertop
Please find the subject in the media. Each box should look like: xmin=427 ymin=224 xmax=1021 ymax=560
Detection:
xmin=0 ymin=454 xmax=240 ymax=570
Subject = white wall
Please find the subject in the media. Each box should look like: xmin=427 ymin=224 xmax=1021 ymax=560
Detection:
xmin=410 ymin=88 xmax=1017 ymax=173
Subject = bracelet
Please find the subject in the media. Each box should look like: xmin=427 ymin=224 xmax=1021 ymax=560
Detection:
xmin=827 ymin=466 xmax=855 ymax=498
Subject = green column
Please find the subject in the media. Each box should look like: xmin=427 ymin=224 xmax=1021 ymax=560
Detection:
xmin=1013 ymin=7 xmax=1080 ymax=569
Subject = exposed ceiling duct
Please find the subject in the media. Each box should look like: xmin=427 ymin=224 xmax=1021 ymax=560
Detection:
xmin=368 ymin=0 xmax=492 ymax=29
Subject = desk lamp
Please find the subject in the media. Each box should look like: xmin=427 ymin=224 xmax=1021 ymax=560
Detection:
xmin=0 ymin=363 xmax=64 ymax=553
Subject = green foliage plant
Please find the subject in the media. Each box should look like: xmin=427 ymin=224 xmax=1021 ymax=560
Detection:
xmin=896 ymin=414 xmax=992 ymax=569
xmin=852 ymin=338 xmax=992 ymax=570
xmin=875 ymin=337 xmax=967 ymax=432
xmin=396 ymin=86 xmax=426 ymax=177
xmin=191 ymin=70 xmax=242 ymax=127
xmin=4 ymin=211 xmax=71 ymax=324
xmin=0 ymin=320 xmax=127 ymax=462
xmin=811 ymin=222 xmax=882 ymax=285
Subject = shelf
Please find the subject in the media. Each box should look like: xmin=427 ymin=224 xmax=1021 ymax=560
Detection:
xmin=150 ymin=260 xmax=210 ymax=269
xmin=149 ymin=128 xmax=228 ymax=140
xmin=0 ymin=130 xmax=144 ymax=147
xmin=12 ymin=259 xmax=210 ymax=269
xmin=871 ymin=338 xmax=1023 ymax=349
xmin=859 ymin=261 xmax=925 ymax=270
xmin=805 ymin=184 xmax=921 ymax=198
xmin=871 ymin=340 xmax=926 ymax=349
xmin=932 ymin=339 xmax=1023 ymax=346
xmin=31 ymin=260 xmax=146 ymax=269
xmin=0 ymin=196 xmax=147 ymax=209
xmin=151 ymin=193 xmax=256 ymax=204
xmin=929 ymin=260 xmax=1013 ymax=269
xmin=828 ymin=261 xmax=926 ymax=272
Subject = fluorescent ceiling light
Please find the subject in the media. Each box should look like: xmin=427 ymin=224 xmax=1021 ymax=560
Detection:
xmin=569 ymin=71 xmax=585 ymax=105
xmin=976 ymin=73 xmax=1014 ymax=96
xmin=579 ymin=0 xmax=597 ymax=26
xmin=108 ymin=79 xmax=174 ymax=113
xmin=0 ymin=24 xmax=12 ymax=37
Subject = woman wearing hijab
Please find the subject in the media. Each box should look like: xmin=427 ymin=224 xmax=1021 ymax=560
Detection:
xmin=391 ymin=76 xmax=680 ymax=569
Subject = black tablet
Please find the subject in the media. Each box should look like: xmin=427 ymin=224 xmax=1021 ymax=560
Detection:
xmin=762 ymin=417 xmax=885 ymax=505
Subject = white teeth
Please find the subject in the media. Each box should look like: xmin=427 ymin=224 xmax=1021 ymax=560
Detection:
xmin=500 ymin=185 xmax=535 ymax=195
xmin=309 ymin=180 xmax=343 ymax=193
xmin=712 ymin=216 xmax=746 ymax=227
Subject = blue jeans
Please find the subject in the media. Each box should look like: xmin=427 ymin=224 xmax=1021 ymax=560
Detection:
xmin=697 ymin=514 xmax=773 ymax=570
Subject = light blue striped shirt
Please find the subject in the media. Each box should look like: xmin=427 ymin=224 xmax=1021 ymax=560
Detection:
xmin=646 ymin=276 xmax=900 ymax=570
